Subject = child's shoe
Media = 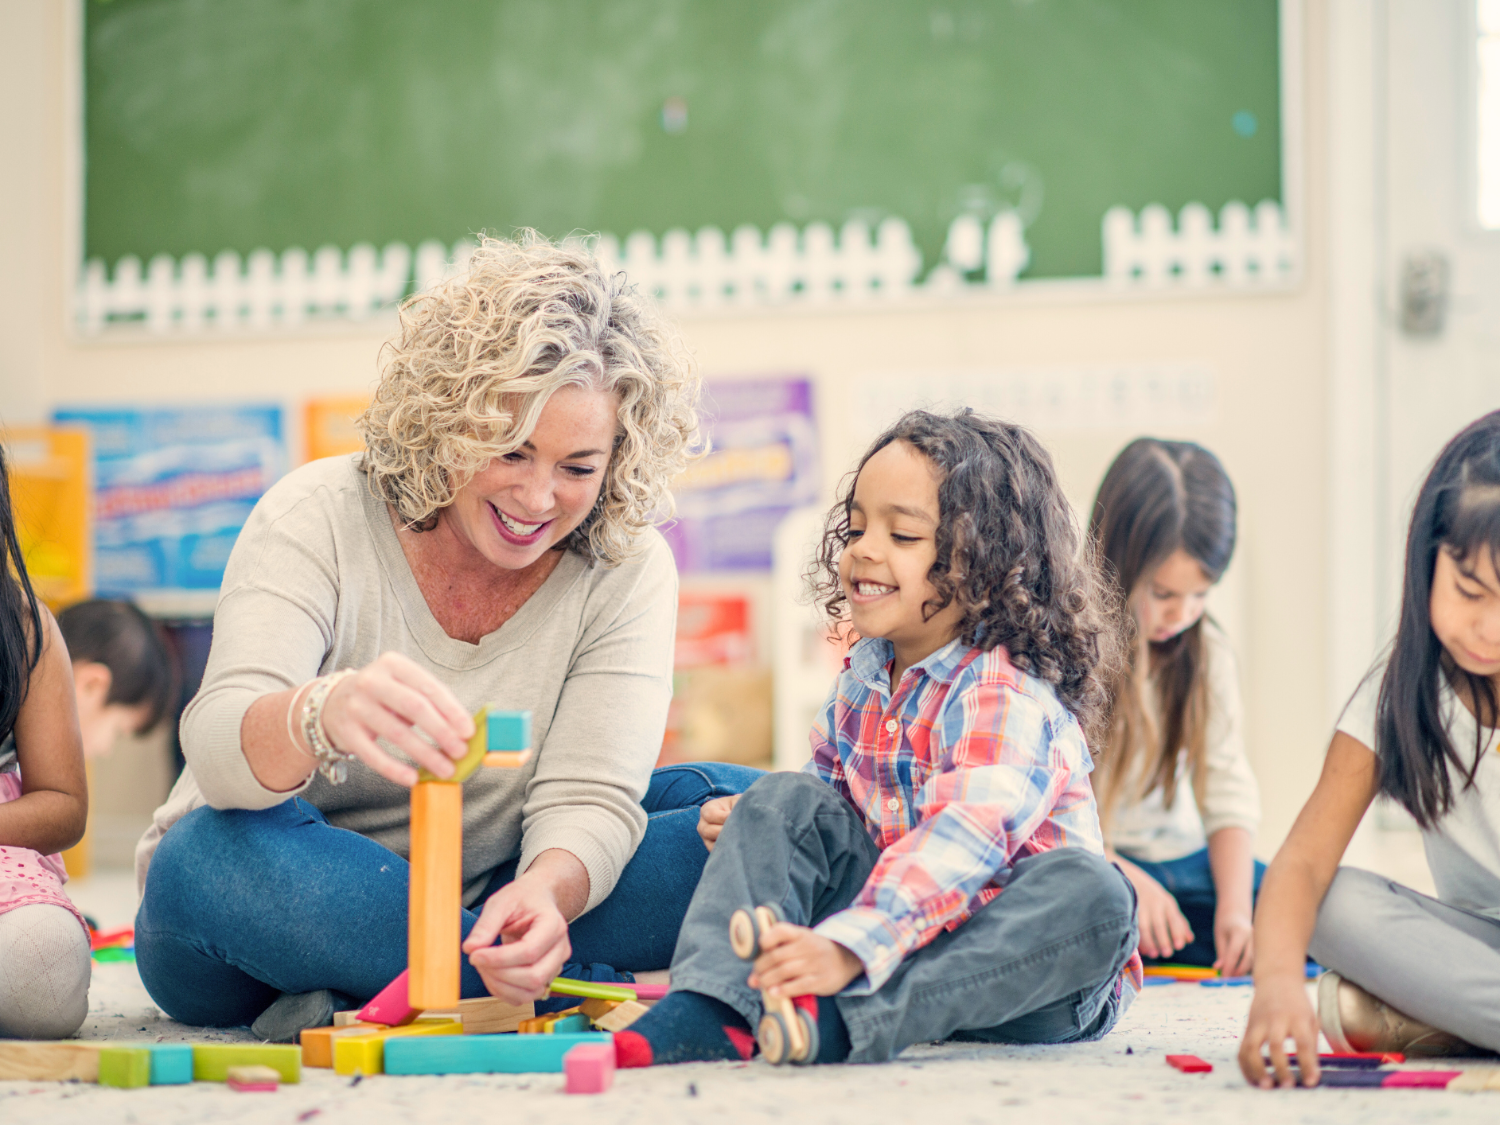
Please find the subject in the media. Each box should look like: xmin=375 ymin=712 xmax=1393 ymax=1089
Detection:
xmin=1317 ymin=971 xmax=1475 ymax=1056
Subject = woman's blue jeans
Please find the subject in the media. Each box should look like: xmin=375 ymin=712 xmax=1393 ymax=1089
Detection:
xmin=135 ymin=762 xmax=763 ymax=1028
xmin=1119 ymin=846 xmax=1267 ymax=967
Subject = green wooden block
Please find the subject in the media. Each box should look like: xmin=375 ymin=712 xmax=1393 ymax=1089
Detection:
xmin=192 ymin=1043 xmax=300 ymax=1083
xmin=384 ymin=1031 xmax=610 ymax=1075
xmin=548 ymin=976 xmax=636 ymax=1002
xmin=93 ymin=946 xmax=136 ymax=963
xmin=98 ymin=1047 xmax=150 ymax=1088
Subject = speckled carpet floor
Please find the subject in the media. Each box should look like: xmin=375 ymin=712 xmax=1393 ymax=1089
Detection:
xmin=0 ymin=871 xmax=1490 ymax=1124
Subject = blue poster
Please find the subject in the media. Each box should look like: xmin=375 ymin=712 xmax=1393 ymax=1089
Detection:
xmin=663 ymin=376 xmax=819 ymax=572
xmin=53 ymin=404 xmax=285 ymax=594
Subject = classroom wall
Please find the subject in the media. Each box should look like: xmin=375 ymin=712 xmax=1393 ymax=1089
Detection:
xmin=1 ymin=1 xmax=1333 ymax=856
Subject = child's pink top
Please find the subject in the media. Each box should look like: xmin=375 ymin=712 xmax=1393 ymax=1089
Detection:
xmin=0 ymin=769 xmax=88 ymax=929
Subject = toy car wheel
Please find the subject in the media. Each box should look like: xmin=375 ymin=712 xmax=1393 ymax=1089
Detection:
xmin=792 ymin=1009 xmax=820 ymax=1065
xmin=729 ymin=909 xmax=759 ymax=960
xmin=758 ymin=1012 xmax=791 ymax=1065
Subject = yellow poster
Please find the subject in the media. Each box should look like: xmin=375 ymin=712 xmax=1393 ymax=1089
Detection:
xmin=304 ymin=395 xmax=371 ymax=463
xmin=2 ymin=427 xmax=92 ymax=610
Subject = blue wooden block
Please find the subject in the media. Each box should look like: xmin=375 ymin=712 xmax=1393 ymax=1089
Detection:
xmin=384 ymin=1031 xmax=610 ymax=1075
xmin=147 ymin=1043 xmax=194 ymax=1085
xmin=486 ymin=710 xmax=531 ymax=752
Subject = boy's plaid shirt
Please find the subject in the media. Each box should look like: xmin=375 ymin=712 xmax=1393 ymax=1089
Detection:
xmin=808 ymin=635 xmax=1144 ymax=997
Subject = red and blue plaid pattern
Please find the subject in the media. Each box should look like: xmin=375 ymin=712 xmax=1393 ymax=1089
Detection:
xmin=808 ymin=636 xmax=1144 ymax=996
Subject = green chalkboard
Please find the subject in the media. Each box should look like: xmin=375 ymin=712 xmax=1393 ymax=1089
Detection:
xmin=84 ymin=0 xmax=1282 ymax=280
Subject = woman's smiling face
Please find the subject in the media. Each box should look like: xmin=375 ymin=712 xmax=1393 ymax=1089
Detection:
xmin=441 ymin=383 xmax=618 ymax=570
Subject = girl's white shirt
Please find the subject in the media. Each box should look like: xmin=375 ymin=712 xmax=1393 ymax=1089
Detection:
xmin=1107 ymin=621 xmax=1261 ymax=863
xmin=1339 ymin=665 xmax=1500 ymax=919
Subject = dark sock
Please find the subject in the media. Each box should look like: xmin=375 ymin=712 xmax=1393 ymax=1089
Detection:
xmin=792 ymin=994 xmax=852 ymax=1064
xmin=614 ymin=991 xmax=756 ymax=1067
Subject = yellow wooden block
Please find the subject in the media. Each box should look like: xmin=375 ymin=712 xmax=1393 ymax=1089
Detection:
xmin=300 ymin=1023 xmax=386 ymax=1068
xmin=332 ymin=1019 xmax=461 ymax=1076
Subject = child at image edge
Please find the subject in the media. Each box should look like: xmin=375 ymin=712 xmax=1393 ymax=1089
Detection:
xmin=615 ymin=408 xmax=1142 ymax=1067
xmin=1241 ymin=409 xmax=1500 ymax=1088
xmin=0 ymin=444 xmax=90 ymax=1038
xmin=1089 ymin=439 xmax=1262 ymax=976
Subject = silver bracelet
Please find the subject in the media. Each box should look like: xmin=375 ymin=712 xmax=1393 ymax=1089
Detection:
xmin=301 ymin=669 xmax=357 ymax=784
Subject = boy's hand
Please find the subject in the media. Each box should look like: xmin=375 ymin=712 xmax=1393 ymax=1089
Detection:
xmin=697 ymin=795 xmax=740 ymax=851
xmin=748 ymin=923 xmax=863 ymax=997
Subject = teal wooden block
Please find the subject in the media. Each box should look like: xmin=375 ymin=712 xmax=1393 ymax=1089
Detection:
xmin=549 ymin=1013 xmax=593 ymax=1034
xmin=147 ymin=1043 xmax=194 ymax=1085
xmin=486 ymin=710 xmax=531 ymax=751
xmin=384 ymin=1031 xmax=610 ymax=1075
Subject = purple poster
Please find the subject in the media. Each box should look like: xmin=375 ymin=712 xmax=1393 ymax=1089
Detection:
xmin=663 ymin=376 xmax=819 ymax=572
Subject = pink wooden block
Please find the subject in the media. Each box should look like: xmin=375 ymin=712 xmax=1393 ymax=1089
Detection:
xmin=564 ymin=1043 xmax=615 ymax=1094
xmin=630 ymin=983 xmax=668 ymax=1001
xmin=1383 ymin=1071 xmax=1462 ymax=1088
xmin=359 ymin=969 xmax=419 ymax=1026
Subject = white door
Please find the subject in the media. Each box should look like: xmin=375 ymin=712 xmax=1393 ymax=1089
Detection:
xmin=1379 ymin=1 xmax=1500 ymax=618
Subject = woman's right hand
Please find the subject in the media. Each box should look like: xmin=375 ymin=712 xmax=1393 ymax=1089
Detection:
xmin=1238 ymin=972 xmax=1321 ymax=1088
xmin=697 ymin=795 xmax=740 ymax=851
xmin=316 ymin=653 xmax=475 ymax=787
xmin=1117 ymin=860 xmax=1194 ymax=960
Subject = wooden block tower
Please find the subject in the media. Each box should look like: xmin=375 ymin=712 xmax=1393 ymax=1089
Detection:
xmin=407 ymin=706 xmax=532 ymax=1010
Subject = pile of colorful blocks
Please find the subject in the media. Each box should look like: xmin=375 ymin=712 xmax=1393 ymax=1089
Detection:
xmin=298 ymin=971 xmax=666 ymax=1093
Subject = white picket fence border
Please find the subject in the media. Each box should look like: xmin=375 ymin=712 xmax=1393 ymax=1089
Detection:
xmin=1102 ymin=199 xmax=1296 ymax=288
xmin=74 ymin=200 xmax=1294 ymax=335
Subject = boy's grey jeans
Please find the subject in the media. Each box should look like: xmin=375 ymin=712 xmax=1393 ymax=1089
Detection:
xmin=670 ymin=772 xmax=1140 ymax=1063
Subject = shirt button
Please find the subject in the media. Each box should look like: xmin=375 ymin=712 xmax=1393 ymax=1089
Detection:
xmin=886 ymin=797 xmax=900 ymax=812
xmin=885 ymin=719 xmax=898 ymax=733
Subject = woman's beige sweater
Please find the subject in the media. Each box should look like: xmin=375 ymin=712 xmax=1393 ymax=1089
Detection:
xmin=135 ymin=454 xmax=677 ymax=912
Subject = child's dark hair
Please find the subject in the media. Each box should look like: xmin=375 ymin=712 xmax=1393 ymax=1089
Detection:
xmin=57 ymin=599 xmax=177 ymax=732
xmin=0 ymin=444 xmax=44 ymax=742
xmin=1377 ymin=409 xmax=1500 ymax=828
xmin=808 ymin=408 xmax=1123 ymax=746
xmin=1089 ymin=438 xmax=1237 ymax=826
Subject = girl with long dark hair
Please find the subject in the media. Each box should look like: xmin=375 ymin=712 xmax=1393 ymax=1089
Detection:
xmin=0 ymin=443 xmax=91 ymax=1037
xmin=1089 ymin=439 xmax=1262 ymax=976
xmin=1240 ymin=410 xmax=1500 ymax=1088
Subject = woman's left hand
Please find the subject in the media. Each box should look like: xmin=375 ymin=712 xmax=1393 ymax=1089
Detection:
xmin=1213 ymin=907 xmax=1255 ymax=977
xmin=463 ymin=875 xmax=573 ymax=1004
xmin=748 ymin=923 xmax=863 ymax=998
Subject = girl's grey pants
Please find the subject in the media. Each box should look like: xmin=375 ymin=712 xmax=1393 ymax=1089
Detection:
xmin=668 ymin=772 xmax=1140 ymax=1063
xmin=1310 ymin=866 xmax=1500 ymax=1052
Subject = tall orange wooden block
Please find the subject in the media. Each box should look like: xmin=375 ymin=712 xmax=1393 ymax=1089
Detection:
xmin=408 ymin=780 xmax=463 ymax=1010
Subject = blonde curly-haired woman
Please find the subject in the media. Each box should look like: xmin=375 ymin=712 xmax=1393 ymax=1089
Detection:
xmin=133 ymin=234 xmax=761 ymax=1040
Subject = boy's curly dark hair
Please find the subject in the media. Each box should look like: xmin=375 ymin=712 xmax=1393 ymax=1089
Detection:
xmin=808 ymin=408 xmax=1125 ymax=748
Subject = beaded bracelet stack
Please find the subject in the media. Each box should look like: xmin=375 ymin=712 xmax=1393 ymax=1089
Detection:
xmin=296 ymin=669 xmax=357 ymax=784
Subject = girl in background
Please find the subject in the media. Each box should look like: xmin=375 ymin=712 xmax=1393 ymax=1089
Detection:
xmin=1241 ymin=411 xmax=1500 ymax=1088
xmin=1089 ymin=439 xmax=1262 ymax=976
xmin=0 ymin=444 xmax=91 ymax=1038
